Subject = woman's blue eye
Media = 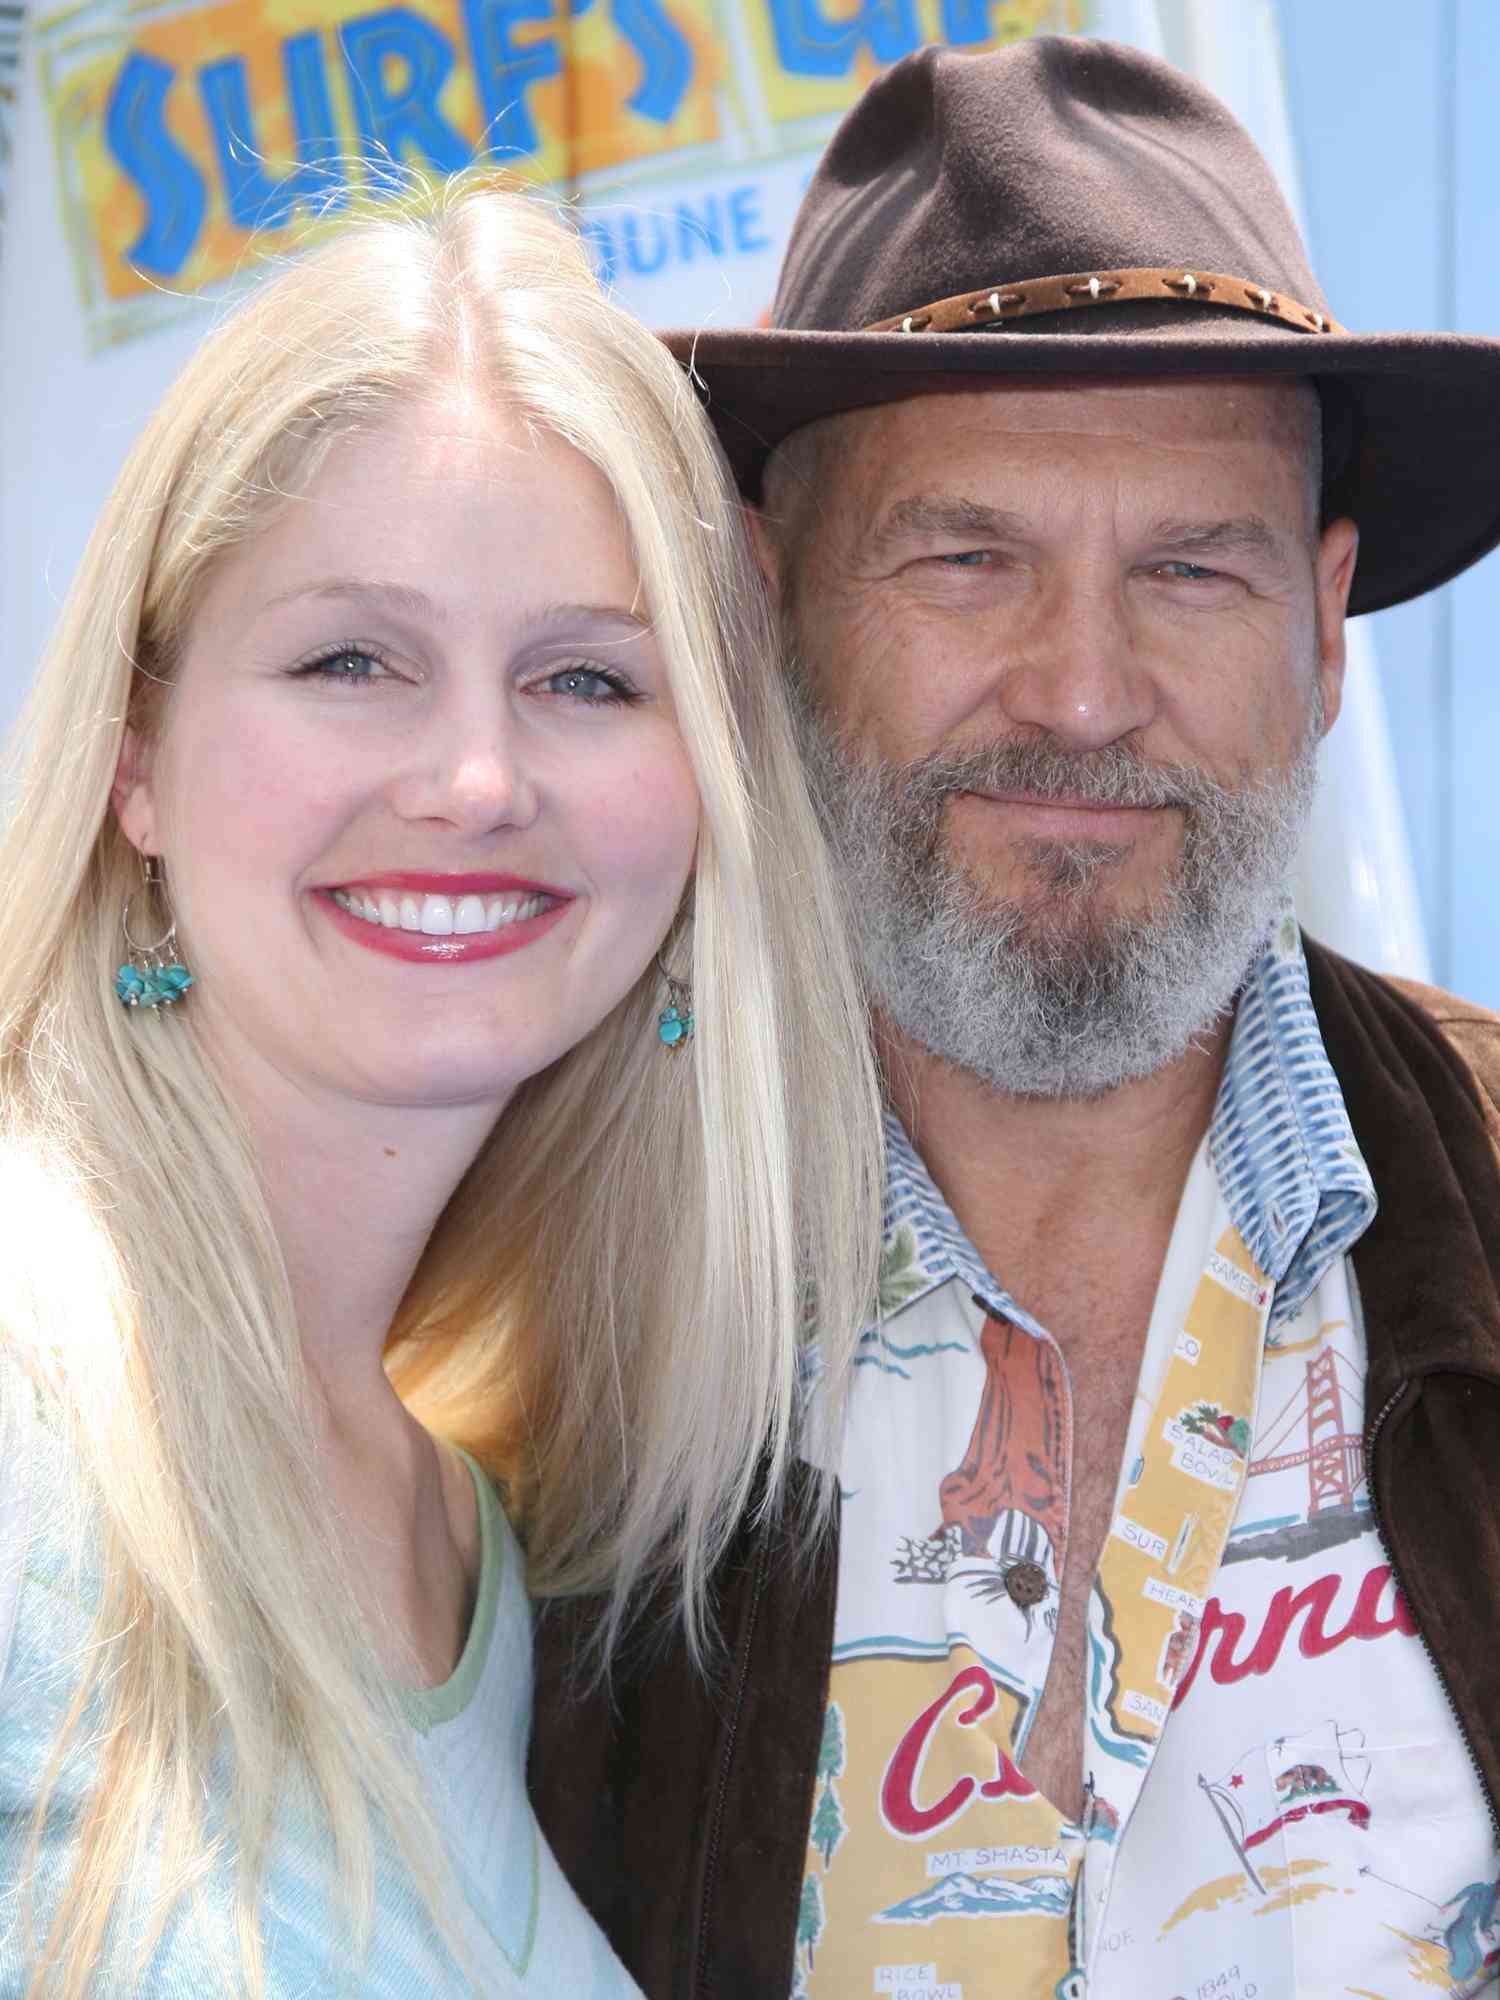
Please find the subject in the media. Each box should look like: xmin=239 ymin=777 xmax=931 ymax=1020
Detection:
xmin=295 ymin=646 xmax=390 ymax=683
xmin=542 ymin=665 xmax=636 ymax=705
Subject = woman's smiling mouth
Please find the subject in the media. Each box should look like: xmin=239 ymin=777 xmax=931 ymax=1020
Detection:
xmin=318 ymin=874 xmax=570 ymax=962
xmin=331 ymin=886 xmax=556 ymax=934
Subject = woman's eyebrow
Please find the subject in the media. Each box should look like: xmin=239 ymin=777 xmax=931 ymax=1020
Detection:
xmin=261 ymin=578 xmax=443 ymax=622
xmin=256 ymin=583 xmax=653 ymax=635
xmin=517 ymin=603 xmax=654 ymax=635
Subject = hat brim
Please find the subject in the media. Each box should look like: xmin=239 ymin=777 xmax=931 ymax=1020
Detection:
xmin=662 ymin=321 xmax=1500 ymax=618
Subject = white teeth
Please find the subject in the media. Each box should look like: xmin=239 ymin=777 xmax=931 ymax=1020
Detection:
xmin=333 ymin=887 xmax=556 ymax=934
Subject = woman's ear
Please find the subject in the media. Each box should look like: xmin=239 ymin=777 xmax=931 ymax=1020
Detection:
xmin=111 ymin=726 xmax=158 ymax=856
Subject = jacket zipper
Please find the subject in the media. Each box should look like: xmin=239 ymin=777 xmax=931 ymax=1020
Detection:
xmin=1366 ymin=1381 xmax=1500 ymax=1846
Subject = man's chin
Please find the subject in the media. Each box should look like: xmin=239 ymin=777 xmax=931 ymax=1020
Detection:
xmin=945 ymin=821 xmax=1173 ymax=894
xmin=954 ymin=864 xmax=1162 ymax=940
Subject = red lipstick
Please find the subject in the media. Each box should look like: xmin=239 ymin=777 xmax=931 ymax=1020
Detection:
xmin=331 ymin=871 xmax=569 ymax=897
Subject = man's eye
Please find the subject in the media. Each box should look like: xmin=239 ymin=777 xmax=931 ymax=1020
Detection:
xmin=1158 ymin=561 xmax=1219 ymax=582
xmin=939 ymin=550 xmax=992 ymax=568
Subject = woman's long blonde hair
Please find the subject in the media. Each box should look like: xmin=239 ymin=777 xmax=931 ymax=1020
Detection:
xmin=0 ymin=182 xmax=881 ymax=1996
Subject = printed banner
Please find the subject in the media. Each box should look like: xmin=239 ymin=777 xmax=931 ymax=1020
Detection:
xmin=30 ymin=0 xmax=1080 ymax=345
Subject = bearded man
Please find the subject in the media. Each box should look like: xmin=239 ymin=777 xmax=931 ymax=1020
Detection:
xmin=531 ymin=36 xmax=1500 ymax=2000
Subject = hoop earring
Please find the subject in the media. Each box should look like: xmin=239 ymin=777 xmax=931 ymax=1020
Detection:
xmin=116 ymin=855 xmax=194 ymax=1009
xmin=655 ymin=951 xmax=693 ymax=1050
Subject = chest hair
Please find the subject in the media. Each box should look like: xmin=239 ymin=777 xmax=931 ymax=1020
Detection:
xmin=1006 ymin=1261 xmax=1162 ymax=1819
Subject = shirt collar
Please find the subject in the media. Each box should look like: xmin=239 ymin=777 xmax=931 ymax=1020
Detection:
xmin=878 ymin=1113 xmax=1047 ymax=1339
xmin=1208 ymin=906 xmax=1376 ymax=1324
xmin=876 ymin=907 xmax=1376 ymax=1334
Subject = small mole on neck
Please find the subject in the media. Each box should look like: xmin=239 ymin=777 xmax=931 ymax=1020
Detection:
xmin=383 ymin=1146 xmax=398 ymax=1159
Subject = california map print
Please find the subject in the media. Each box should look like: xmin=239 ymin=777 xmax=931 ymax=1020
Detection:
xmin=1152 ymin=1714 xmax=1500 ymax=1998
xmin=893 ymin=1311 xmax=1069 ymax=1636
xmin=1223 ymin=1333 xmax=1369 ymax=1567
xmin=1198 ymin=1719 xmax=1372 ymax=1894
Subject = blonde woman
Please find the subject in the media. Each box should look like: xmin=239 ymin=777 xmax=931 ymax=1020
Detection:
xmin=0 ymin=185 xmax=880 ymax=1997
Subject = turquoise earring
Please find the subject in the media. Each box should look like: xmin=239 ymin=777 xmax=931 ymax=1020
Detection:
xmin=116 ymin=855 xmax=194 ymax=1010
xmin=656 ymin=954 xmax=693 ymax=1050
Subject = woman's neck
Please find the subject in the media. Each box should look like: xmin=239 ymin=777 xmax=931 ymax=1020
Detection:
xmin=209 ymin=1035 xmax=502 ymax=1681
xmin=201 ymin=1019 xmax=508 ymax=1432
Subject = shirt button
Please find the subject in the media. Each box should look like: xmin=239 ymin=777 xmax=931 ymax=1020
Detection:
xmin=1004 ymin=1560 xmax=1048 ymax=1609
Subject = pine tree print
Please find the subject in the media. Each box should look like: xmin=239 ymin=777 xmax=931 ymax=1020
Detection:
xmin=797 ymin=1874 xmax=825 ymax=1971
xmin=817 ymin=1702 xmax=846 ymax=1783
xmin=810 ymin=1778 xmax=847 ymax=1867
xmin=877 ymin=1225 xmax=930 ymax=1315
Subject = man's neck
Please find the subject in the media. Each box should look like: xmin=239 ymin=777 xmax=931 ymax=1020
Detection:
xmin=877 ymin=1012 xmax=1231 ymax=1315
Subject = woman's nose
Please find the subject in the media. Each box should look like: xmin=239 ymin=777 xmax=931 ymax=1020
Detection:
xmin=388 ymin=701 xmax=540 ymax=837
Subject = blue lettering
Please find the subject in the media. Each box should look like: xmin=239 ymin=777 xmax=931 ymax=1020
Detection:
xmin=198 ymin=33 xmax=346 ymax=230
xmin=727 ymin=182 xmax=769 ymax=253
xmin=675 ymin=193 xmax=722 ymax=261
xmin=610 ymin=0 xmax=691 ymax=122
xmin=338 ymin=9 xmax=471 ymax=185
xmin=764 ymin=0 xmax=919 ymax=78
xmin=938 ymin=0 xmax=1023 ymax=43
xmin=622 ymin=209 xmax=669 ymax=275
xmin=459 ymin=0 xmax=560 ymax=158
xmin=103 ymin=51 xmax=208 ymax=278
xmin=580 ymin=184 xmax=771 ymax=283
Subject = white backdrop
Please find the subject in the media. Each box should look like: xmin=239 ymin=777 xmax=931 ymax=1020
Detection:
xmin=0 ymin=0 xmax=1431 ymax=976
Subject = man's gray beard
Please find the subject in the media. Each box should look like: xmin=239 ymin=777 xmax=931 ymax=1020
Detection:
xmin=788 ymin=666 xmax=1322 ymax=1100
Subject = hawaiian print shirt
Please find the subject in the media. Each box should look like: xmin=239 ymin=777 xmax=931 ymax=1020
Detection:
xmin=798 ymin=912 xmax=1500 ymax=2000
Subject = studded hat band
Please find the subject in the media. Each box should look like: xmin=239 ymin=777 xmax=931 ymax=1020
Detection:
xmin=866 ymin=267 xmax=1346 ymax=339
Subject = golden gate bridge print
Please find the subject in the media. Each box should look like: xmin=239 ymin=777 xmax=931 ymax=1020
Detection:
xmin=1222 ymin=1347 xmax=1370 ymax=1566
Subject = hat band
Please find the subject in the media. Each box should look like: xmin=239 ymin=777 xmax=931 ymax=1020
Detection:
xmin=866 ymin=267 xmax=1345 ymax=339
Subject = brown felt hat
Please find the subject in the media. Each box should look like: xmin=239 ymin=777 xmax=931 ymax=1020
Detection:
xmin=663 ymin=36 xmax=1500 ymax=616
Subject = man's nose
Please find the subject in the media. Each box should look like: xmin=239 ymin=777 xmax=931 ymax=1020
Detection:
xmin=992 ymin=571 xmax=1158 ymax=751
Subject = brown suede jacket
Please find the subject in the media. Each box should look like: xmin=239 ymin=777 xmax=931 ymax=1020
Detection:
xmin=528 ymin=942 xmax=1500 ymax=1998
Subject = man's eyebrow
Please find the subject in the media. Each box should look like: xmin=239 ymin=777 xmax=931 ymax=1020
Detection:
xmin=1147 ymin=515 xmax=1292 ymax=569
xmin=870 ymin=496 xmax=1033 ymax=546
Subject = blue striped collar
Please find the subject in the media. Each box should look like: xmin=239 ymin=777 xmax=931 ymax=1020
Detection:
xmin=1207 ymin=906 xmax=1376 ymax=1322
xmin=876 ymin=907 xmax=1377 ymax=1334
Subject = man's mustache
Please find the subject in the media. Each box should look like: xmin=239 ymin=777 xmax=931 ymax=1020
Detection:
xmin=890 ymin=737 xmax=1236 ymax=818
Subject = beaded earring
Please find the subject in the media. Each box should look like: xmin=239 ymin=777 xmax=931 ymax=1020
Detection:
xmin=115 ymin=855 xmax=194 ymax=1009
xmin=655 ymin=953 xmax=693 ymax=1050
